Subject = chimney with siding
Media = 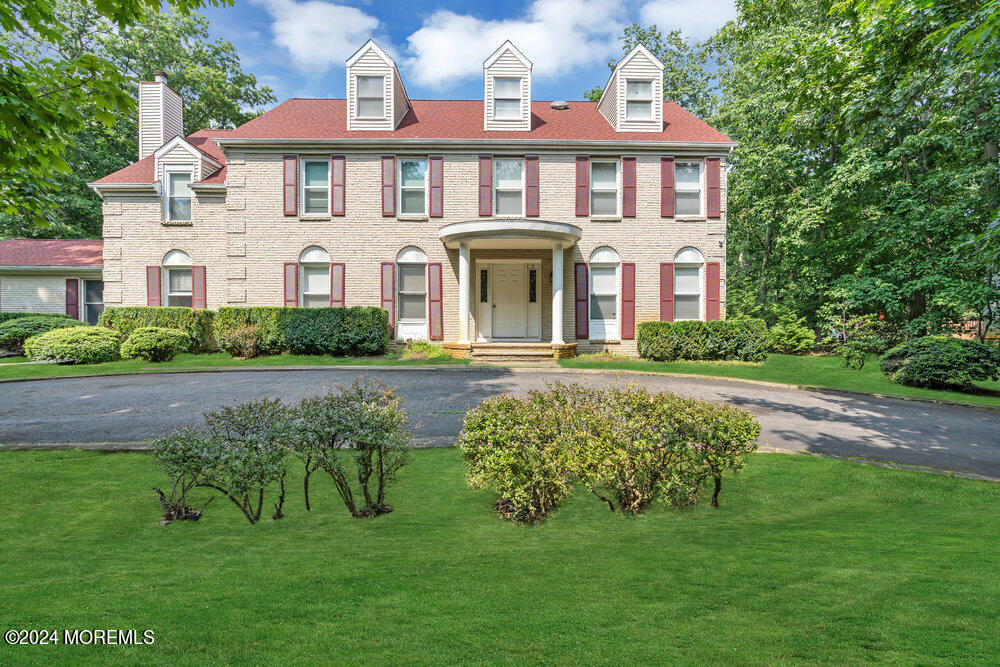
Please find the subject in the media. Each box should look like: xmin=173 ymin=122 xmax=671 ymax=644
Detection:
xmin=138 ymin=70 xmax=184 ymax=160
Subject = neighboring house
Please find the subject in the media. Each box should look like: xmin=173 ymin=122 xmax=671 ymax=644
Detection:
xmin=0 ymin=239 xmax=105 ymax=323
xmin=89 ymin=41 xmax=734 ymax=357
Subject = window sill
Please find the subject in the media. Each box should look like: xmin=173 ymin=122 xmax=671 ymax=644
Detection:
xmin=298 ymin=216 xmax=331 ymax=221
xmin=397 ymin=215 xmax=429 ymax=221
xmin=588 ymin=339 xmax=621 ymax=344
xmin=590 ymin=215 xmax=621 ymax=222
xmin=674 ymin=216 xmax=707 ymax=222
xmin=493 ymin=215 xmax=526 ymax=220
xmin=162 ymin=220 xmax=193 ymax=226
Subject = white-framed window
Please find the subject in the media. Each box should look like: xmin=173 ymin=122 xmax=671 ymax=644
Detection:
xmin=625 ymin=79 xmax=654 ymax=120
xmin=590 ymin=160 xmax=619 ymax=216
xmin=674 ymin=247 xmax=704 ymax=321
xmin=83 ymin=279 xmax=104 ymax=324
xmin=356 ymin=75 xmax=385 ymax=118
xmin=299 ymin=246 xmax=331 ymax=307
xmin=165 ymin=169 xmax=192 ymax=222
xmin=162 ymin=249 xmax=192 ymax=307
xmin=589 ymin=246 xmax=620 ymax=340
xmin=493 ymin=77 xmax=522 ymax=119
xmin=675 ymin=162 xmax=704 ymax=216
xmin=494 ymin=158 xmax=524 ymax=217
xmin=301 ymin=159 xmax=329 ymax=215
xmin=398 ymin=158 xmax=428 ymax=216
xmin=396 ymin=246 xmax=428 ymax=339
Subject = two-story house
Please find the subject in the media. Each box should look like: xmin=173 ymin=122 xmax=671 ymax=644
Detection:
xmin=89 ymin=40 xmax=734 ymax=358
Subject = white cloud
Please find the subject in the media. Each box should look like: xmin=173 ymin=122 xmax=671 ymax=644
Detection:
xmin=253 ymin=0 xmax=382 ymax=70
xmin=405 ymin=0 xmax=626 ymax=88
xmin=639 ymin=0 xmax=736 ymax=40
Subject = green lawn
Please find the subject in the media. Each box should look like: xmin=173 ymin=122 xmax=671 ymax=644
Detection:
xmin=0 ymin=351 xmax=467 ymax=380
xmin=560 ymin=353 xmax=1000 ymax=408
xmin=1 ymin=449 xmax=998 ymax=663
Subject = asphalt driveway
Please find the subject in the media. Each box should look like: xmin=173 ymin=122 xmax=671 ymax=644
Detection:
xmin=2 ymin=367 xmax=999 ymax=477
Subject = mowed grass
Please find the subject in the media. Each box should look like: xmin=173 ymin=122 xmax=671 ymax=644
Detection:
xmin=0 ymin=351 xmax=467 ymax=380
xmin=1 ymin=449 xmax=999 ymax=664
xmin=561 ymin=353 xmax=1000 ymax=408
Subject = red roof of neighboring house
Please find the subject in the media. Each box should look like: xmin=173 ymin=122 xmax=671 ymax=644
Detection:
xmin=92 ymin=129 xmax=232 ymax=185
xmin=0 ymin=239 xmax=103 ymax=267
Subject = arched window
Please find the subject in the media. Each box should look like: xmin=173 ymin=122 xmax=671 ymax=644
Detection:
xmin=589 ymin=246 xmax=620 ymax=339
xmin=162 ymin=250 xmax=192 ymax=307
xmin=396 ymin=246 xmax=427 ymax=339
xmin=673 ymin=247 xmax=704 ymax=321
xmin=298 ymin=246 xmax=330 ymax=307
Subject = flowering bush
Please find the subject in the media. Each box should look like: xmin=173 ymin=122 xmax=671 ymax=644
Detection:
xmin=217 ymin=326 xmax=263 ymax=359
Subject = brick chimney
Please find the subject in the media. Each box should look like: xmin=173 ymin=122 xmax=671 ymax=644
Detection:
xmin=138 ymin=70 xmax=184 ymax=160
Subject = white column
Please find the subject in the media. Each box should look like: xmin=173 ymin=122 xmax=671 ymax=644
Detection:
xmin=551 ymin=244 xmax=564 ymax=345
xmin=458 ymin=242 xmax=470 ymax=344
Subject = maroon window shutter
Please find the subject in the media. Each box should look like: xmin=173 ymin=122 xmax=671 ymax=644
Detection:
xmin=191 ymin=266 xmax=207 ymax=309
xmin=146 ymin=266 xmax=161 ymax=307
xmin=330 ymin=155 xmax=345 ymax=216
xmin=283 ymin=155 xmax=297 ymax=216
xmin=525 ymin=155 xmax=540 ymax=217
xmin=622 ymin=157 xmax=637 ymax=217
xmin=706 ymin=262 xmax=721 ymax=320
xmin=381 ymin=156 xmax=396 ymax=216
xmin=429 ymin=156 xmax=444 ymax=218
xmin=65 ymin=279 xmax=79 ymax=319
xmin=575 ymin=156 xmax=590 ymax=216
xmin=707 ymin=157 xmax=721 ymax=218
xmin=574 ymin=262 xmax=589 ymax=339
xmin=621 ymin=263 xmax=635 ymax=339
xmin=428 ymin=262 xmax=443 ymax=340
xmin=478 ymin=155 xmax=492 ymax=216
xmin=659 ymin=263 xmax=674 ymax=322
xmin=330 ymin=263 xmax=345 ymax=307
xmin=381 ymin=262 xmax=396 ymax=337
xmin=283 ymin=262 xmax=298 ymax=307
xmin=661 ymin=157 xmax=675 ymax=217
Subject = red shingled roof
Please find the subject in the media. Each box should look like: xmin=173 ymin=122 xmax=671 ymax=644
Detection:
xmin=92 ymin=129 xmax=232 ymax=185
xmin=0 ymin=239 xmax=103 ymax=267
xmin=228 ymin=99 xmax=732 ymax=143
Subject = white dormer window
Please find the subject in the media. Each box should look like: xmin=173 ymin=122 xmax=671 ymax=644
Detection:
xmin=165 ymin=170 xmax=192 ymax=222
xmin=356 ymin=75 xmax=385 ymax=118
xmin=494 ymin=158 xmax=524 ymax=216
xmin=625 ymin=80 xmax=653 ymax=120
xmin=493 ymin=78 xmax=522 ymax=119
xmin=301 ymin=159 xmax=330 ymax=215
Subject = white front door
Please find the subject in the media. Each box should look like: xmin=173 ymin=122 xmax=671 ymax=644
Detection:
xmin=492 ymin=263 xmax=527 ymax=338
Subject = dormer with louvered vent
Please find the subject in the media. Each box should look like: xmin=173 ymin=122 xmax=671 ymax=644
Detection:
xmin=597 ymin=43 xmax=664 ymax=133
xmin=483 ymin=41 xmax=532 ymax=132
xmin=346 ymin=40 xmax=411 ymax=131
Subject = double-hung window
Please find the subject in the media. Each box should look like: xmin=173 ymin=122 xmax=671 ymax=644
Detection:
xmin=301 ymin=160 xmax=329 ymax=215
xmin=84 ymin=280 xmax=104 ymax=324
xmin=356 ymin=76 xmax=385 ymax=118
xmin=167 ymin=267 xmax=192 ymax=307
xmin=398 ymin=159 xmax=428 ymax=216
xmin=397 ymin=264 xmax=426 ymax=322
xmin=674 ymin=162 xmax=703 ymax=216
xmin=590 ymin=160 xmax=619 ymax=216
xmin=166 ymin=171 xmax=192 ymax=222
xmin=674 ymin=265 xmax=702 ymax=320
xmin=300 ymin=266 xmax=330 ymax=307
xmin=494 ymin=158 xmax=524 ymax=216
xmin=493 ymin=77 xmax=521 ymax=119
xmin=625 ymin=80 xmax=653 ymax=120
xmin=590 ymin=265 xmax=619 ymax=339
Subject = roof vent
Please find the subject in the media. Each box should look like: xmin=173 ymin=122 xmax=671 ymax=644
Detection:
xmin=551 ymin=100 xmax=569 ymax=110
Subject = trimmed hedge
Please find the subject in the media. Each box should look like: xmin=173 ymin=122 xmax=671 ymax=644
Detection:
xmin=0 ymin=312 xmax=72 ymax=325
xmin=98 ymin=307 xmax=214 ymax=352
xmin=24 ymin=326 xmax=123 ymax=364
xmin=637 ymin=319 xmax=770 ymax=362
xmin=120 ymin=327 xmax=192 ymax=362
xmin=0 ymin=315 xmax=85 ymax=354
xmin=878 ymin=335 xmax=1000 ymax=389
xmin=214 ymin=306 xmax=390 ymax=356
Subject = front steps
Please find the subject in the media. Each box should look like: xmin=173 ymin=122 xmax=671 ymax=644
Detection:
xmin=443 ymin=341 xmax=577 ymax=362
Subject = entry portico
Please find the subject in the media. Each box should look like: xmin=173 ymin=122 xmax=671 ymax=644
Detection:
xmin=438 ymin=220 xmax=581 ymax=350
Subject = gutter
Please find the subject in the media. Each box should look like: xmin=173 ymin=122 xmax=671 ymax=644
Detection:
xmin=213 ymin=137 xmax=738 ymax=153
xmin=0 ymin=265 xmax=102 ymax=274
xmin=86 ymin=182 xmax=158 ymax=198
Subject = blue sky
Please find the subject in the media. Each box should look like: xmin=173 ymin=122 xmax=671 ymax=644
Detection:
xmin=201 ymin=0 xmax=735 ymax=106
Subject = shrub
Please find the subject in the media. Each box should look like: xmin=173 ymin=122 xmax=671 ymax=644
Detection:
xmin=291 ymin=378 xmax=409 ymax=517
xmin=24 ymin=326 xmax=123 ymax=364
xmin=878 ymin=336 xmax=1000 ymax=389
xmin=768 ymin=308 xmax=816 ymax=355
xmin=0 ymin=315 xmax=84 ymax=355
xmin=214 ymin=306 xmax=390 ymax=357
xmin=150 ymin=427 xmax=216 ymax=523
xmin=0 ymin=311 xmax=72 ymax=325
xmin=217 ymin=326 xmax=263 ymax=359
xmin=637 ymin=319 xmax=769 ymax=362
xmin=98 ymin=306 xmax=214 ymax=352
xmin=120 ymin=327 xmax=191 ymax=362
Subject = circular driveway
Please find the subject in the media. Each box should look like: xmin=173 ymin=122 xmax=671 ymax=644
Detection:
xmin=1 ymin=367 xmax=998 ymax=478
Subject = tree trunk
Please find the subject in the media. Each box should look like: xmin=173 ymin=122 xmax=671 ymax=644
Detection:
xmin=711 ymin=476 xmax=722 ymax=508
xmin=272 ymin=469 xmax=286 ymax=520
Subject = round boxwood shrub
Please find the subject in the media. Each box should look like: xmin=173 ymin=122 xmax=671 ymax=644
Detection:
xmin=24 ymin=326 xmax=123 ymax=364
xmin=120 ymin=327 xmax=192 ymax=362
xmin=0 ymin=315 xmax=83 ymax=355
xmin=878 ymin=336 xmax=1000 ymax=389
